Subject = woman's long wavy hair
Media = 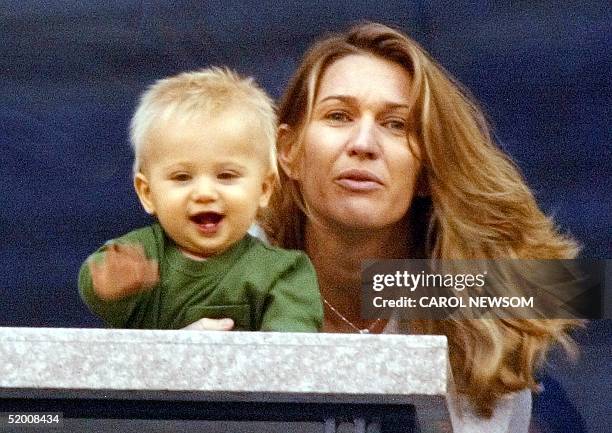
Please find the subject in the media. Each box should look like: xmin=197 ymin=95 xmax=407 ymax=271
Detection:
xmin=262 ymin=22 xmax=581 ymax=417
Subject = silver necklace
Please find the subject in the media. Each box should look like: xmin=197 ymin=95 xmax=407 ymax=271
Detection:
xmin=323 ymin=298 xmax=382 ymax=334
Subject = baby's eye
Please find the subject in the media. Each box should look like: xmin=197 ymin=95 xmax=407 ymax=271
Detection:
xmin=170 ymin=172 xmax=191 ymax=182
xmin=217 ymin=171 xmax=240 ymax=181
xmin=325 ymin=111 xmax=352 ymax=123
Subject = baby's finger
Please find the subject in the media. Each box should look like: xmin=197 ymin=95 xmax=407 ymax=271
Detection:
xmin=141 ymin=260 xmax=160 ymax=288
xmin=89 ymin=260 xmax=109 ymax=293
xmin=88 ymin=260 xmax=101 ymax=278
xmin=118 ymin=243 xmax=148 ymax=263
xmin=183 ymin=318 xmax=234 ymax=331
xmin=103 ymin=246 xmax=124 ymax=270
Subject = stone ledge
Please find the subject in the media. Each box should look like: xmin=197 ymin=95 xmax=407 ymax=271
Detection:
xmin=0 ymin=327 xmax=447 ymax=398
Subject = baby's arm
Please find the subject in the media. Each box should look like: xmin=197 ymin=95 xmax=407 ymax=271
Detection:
xmin=87 ymin=243 xmax=159 ymax=301
xmin=259 ymin=252 xmax=323 ymax=332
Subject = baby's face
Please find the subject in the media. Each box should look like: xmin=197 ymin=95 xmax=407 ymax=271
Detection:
xmin=134 ymin=110 xmax=273 ymax=258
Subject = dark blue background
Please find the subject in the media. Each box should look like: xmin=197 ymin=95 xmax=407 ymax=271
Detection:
xmin=1 ymin=2 xmax=610 ymax=431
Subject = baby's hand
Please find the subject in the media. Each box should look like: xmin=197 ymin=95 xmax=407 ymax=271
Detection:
xmin=88 ymin=243 xmax=159 ymax=301
xmin=183 ymin=318 xmax=234 ymax=331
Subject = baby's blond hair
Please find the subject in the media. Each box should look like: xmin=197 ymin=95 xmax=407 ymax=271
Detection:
xmin=129 ymin=67 xmax=277 ymax=176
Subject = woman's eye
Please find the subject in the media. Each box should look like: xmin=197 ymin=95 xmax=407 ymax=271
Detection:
xmin=325 ymin=111 xmax=351 ymax=123
xmin=383 ymin=119 xmax=407 ymax=132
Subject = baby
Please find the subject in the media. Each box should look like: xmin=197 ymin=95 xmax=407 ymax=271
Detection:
xmin=79 ymin=68 xmax=322 ymax=331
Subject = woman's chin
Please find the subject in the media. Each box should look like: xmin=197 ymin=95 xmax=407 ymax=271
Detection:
xmin=324 ymin=209 xmax=405 ymax=232
xmin=306 ymin=193 xmax=410 ymax=233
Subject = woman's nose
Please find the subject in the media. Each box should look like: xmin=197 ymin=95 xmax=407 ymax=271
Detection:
xmin=191 ymin=178 xmax=219 ymax=202
xmin=346 ymin=117 xmax=380 ymax=159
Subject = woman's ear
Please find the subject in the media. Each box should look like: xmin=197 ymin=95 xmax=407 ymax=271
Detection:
xmin=277 ymin=124 xmax=301 ymax=180
xmin=134 ymin=172 xmax=156 ymax=215
xmin=415 ymin=168 xmax=430 ymax=198
xmin=408 ymin=133 xmax=429 ymax=198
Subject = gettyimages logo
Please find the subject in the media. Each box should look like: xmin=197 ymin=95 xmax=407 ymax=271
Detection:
xmin=361 ymin=259 xmax=609 ymax=320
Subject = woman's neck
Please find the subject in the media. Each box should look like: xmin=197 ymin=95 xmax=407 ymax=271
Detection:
xmin=305 ymin=220 xmax=410 ymax=331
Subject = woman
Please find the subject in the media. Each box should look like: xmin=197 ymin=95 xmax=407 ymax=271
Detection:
xmin=260 ymin=22 xmax=580 ymax=431
xmin=189 ymin=22 xmax=580 ymax=431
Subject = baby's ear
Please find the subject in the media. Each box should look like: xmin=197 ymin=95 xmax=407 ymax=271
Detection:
xmin=277 ymin=124 xmax=302 ymax=180
xmin=258 ymin=172 xmax=276 ymax=208
xmin=134 ymin=172 xmax=156 ymax=215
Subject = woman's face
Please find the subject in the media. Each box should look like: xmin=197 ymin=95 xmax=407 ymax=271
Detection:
xmin=290 ymin=54 xmax=421 ymax=232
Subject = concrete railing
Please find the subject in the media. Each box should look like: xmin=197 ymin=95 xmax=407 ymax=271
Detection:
xmin=0 ymin=327 xmax=450 ymax=432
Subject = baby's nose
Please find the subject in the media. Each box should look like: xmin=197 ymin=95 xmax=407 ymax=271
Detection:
xmin=191 ymin=178 xmax=219 ymax=202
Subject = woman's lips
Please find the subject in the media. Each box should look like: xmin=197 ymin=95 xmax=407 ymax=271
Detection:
xmin=190 ymin=212 xmax=224 ymax=235
xmin=334 ymin=169 xmax=384 ymax=192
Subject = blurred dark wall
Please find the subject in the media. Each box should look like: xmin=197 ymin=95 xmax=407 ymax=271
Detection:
xmin=2 ymin=0 xmax=609 ymax=326
xmin=1 ymin=2 xmax=610 ymax=430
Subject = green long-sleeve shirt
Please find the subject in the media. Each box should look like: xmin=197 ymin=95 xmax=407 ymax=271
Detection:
xmin=79 ymin=224 xmax=322 ymax=331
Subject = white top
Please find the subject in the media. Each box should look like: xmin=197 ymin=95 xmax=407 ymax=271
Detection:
xmin=447 ymin=388 xmax=531 ymax=433
xmin=384 ymin=315 xmax=532 ymax=433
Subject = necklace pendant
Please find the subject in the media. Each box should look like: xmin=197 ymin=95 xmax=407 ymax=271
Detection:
xmin=359 ymin=329 xmax=369 ymax=334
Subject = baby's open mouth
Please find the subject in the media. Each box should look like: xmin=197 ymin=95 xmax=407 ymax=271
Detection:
xmin=190 ymin=212 xmax=224 ymax=233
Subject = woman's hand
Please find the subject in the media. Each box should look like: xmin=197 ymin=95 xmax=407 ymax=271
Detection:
xmin=183 ymin=318 xmax=234 ymax=331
